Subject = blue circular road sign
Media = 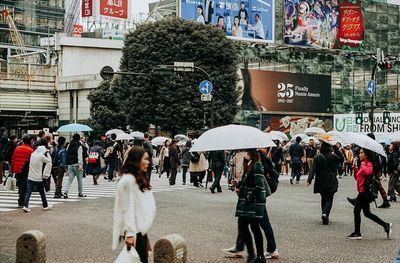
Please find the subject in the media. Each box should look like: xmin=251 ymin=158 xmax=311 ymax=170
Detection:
xmin=199 ymin=80 xmax=213 ymax=95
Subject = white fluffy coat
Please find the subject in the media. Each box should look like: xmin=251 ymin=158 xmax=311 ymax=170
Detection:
xmin=112 ymin=174 xmax=156 ymax=250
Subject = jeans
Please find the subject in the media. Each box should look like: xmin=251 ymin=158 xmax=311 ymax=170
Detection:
xmin=24 ymin=180 xmax=48 ymax=208
xmin=238 ymin=217 xmax=263 ymax=258
xmin=182 ymin=166 xmax=188 ymax=184
xmin=17 ymin=176 xmax=27 ymax=206
xmin=135 ymin=233 xmax=149 ymax=263
xmin=107 ymin=158 xmax=117 ymax=181
xmin=210 ymin=168 xmax=223 ymax=192
xmin=320 ymin=192 xmax=335 ymax=218
xmin=64 ymin=164 xmax=83 ymax=195
xmin=291 ymin=162 xmax=302 ymax=181
xmin=53 ymin=167 xmax=65 ymax=195
xmin=259 ymin=207 xmax=277 ymax=253
xmin=169 ymin=168 xmax=177 ymax=185
xmin=353 ymin=192 xmax=387 ymax=234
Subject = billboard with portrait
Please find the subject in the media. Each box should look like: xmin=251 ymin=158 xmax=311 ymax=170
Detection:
xmin=180 ymin=0 xmax=275 ymax=43
xmin=240 ymin=69 xmax=331 ymax=113
xmin=283 ymin=0 xmax=364 ymax=50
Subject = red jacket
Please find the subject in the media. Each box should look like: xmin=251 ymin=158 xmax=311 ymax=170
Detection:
xmin=10 ymin=144 xmax=33 ymax=174
xmin=354 ymin=160 xmax=373 ymax=193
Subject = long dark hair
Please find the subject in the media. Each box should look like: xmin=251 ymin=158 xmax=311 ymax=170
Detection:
xmin=320 ymin=142 xmax=332 ymax=155
xmin=244 ymin=149 xmax=261 ymax=174
xmin=120 ymin=146 xmax=150 ymax=192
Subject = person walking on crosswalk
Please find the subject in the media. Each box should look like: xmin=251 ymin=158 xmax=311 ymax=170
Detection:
xmin=52 ymin=137 xmax=67 ymax=198
xmin=22 ymin=139 xmax=52 ymax=212
xmin=64 ymin=134 xmax=86 ymax=199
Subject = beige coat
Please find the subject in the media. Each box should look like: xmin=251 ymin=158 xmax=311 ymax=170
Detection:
xmin=189 ymin=152 xmax=209 ymax=172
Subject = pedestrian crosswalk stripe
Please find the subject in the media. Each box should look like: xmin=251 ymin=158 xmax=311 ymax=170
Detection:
xmin=0 ymin=175 xmax=194 ymax=213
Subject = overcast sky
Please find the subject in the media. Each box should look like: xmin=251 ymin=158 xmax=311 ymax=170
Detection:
xmin=132 ymin=0 xmax=152 ymax=17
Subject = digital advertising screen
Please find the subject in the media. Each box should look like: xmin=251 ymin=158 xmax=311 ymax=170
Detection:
xmin=180 ymin=0 xmax=275 ymax=43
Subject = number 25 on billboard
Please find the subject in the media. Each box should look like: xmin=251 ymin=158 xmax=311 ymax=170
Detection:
xmin=277 ymin=83 xmax=294 ymax=99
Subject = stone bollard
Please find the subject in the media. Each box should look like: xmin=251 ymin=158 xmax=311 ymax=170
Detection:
xmin=16 ymin=230 xmax=46 ymax=263
xmin=153 ymin=234 xmax=187 ymax=263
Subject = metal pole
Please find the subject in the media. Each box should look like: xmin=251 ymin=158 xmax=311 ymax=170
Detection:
xmin=193 ymin=66 xmax=214 ymax=128
xmin=370 ymin=62 xmax=378 ymax=134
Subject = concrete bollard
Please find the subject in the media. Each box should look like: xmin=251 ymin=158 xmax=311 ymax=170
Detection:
xmin=153 ymin=234 xmax=187 ymax=263
xmin=16 ymin=230 xmax=46 ymax=263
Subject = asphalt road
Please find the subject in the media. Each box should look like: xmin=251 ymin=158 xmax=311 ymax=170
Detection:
xmin=0 ymin=174 xmax=399 ymax=263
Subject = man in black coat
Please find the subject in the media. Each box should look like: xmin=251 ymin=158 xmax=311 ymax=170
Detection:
xmin=209 ymin=150 xmax=226 ymax=193
xmin=289 ymin=136 xmax=304 ymax=184
xmin=169 ymin=140 xmax=180 ymax=185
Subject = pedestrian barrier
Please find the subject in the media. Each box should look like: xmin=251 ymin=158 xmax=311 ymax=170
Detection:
xmin=154 ymin=234 xmax=187 ymax=263
xmin=16 ymin=230 xmax=46 ymax=263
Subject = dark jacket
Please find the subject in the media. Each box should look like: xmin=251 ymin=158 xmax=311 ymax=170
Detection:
xmin=105 ymin=140 xmax=122 ymax=160
xmin=53 ymin=145 xmax=67 ymax=169
xmin=387 ymin=151 xmax=399 ymax=174
xmin=87 ymin=145 xmax=104 ymax=175
xmin=209 ymin=150 xmax=225 ymax=170
xmin=271 ymin=147 xmax=283 ymax=164
xmin=143 ymin=140 xmax=153 ymax=165
xmin=308 ymin=152 xmax=341 ymax=194
xmin=5 ymin=141 xmax=17 ymax=163
xmin=67 ymin=139 xmax=81 ymax=165
xmin=235 ymin=161 xmax=267 ymax=219
xmin=289 ymin=143 xmax=304 ymax=164
xmin=169 ymin=146 xmax=180 ymax=169
xmin=306 ymin=145 xmax=317 ymax=158
xmin=180 ymin=146 xmax=191 ymax=167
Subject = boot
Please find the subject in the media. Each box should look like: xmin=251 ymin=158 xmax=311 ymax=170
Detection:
xmin=378 ymin=199 xmax=390 ymax=208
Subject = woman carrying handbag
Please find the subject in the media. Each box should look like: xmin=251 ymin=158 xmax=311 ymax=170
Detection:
xmin=113 ymin=147 xmax=156 ymax=263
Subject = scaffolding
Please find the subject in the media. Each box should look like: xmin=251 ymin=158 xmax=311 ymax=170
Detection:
xmin=0 ymin=8 xmax=27 ymax=57
xmin=64 ymin=0 xmax=81 ymax=36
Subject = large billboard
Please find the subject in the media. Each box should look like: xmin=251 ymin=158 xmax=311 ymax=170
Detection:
xmin=262 ymin=114 xmax=333 ymax=137
xmin=334 ymin=113 xmax=400 ymax=134
xmin=100 ymin=0 xmax=128 ymax=19
xmin=284 ymin=0 xmax=364 ymax=50
xmin=180 ymin=0 xmax=275 ymax=43
xmin=241 ymin=70 xmax=331 ymax=113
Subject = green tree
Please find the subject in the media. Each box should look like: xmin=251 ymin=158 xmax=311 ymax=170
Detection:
xmin=87 ymin=79 xmax=127 ymax=133
xmin=115 ymin=18 xmax=239 ymax=135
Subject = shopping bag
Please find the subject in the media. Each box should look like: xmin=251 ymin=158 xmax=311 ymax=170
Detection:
xmin=4 ymin=173 xmax=16 ymax=191
xmin=100 ymin=157 xmax=106 ymax=169
xmin=115 ymin=246 xmax=141 ymax=263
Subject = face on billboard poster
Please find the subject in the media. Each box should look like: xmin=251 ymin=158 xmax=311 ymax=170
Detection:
xmin=180 ymin=0 xmax=275 ymax=43
xmin=240 ymin=69 xmax=331 ymax=113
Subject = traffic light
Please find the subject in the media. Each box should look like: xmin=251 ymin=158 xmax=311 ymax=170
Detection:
xmin=378 ymin=61 xmax=392 ymax=70
xmin=355 ymin=112 xmax=363 ymax=125
xmin=383 ymin=111 xmax=391 ymax=124
xmin=152 ymin=65 xmax=174 ymax=76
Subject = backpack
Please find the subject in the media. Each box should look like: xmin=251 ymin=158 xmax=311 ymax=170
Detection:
xmin=260 ymin=153 xmax=279 ymax=194
xmin=104 ymin=142 xmax=117 ymax=159
xmin=88 ymin=151 xmax=99 ymax=164
xmin=364 ymin=175 xmax=379 ymax=203
xmin=51 ymin=146 xmax=61 ymax=167
xmin=190 ymin=152 xmax=200 ymax=164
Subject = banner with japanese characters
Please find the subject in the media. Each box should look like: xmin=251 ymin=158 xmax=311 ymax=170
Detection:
xmin=100 ymin=0 xmax=128 ymax=19
xmin=283 ymin=0 xmax=364 ymax=50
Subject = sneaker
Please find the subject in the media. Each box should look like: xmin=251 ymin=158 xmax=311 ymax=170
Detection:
xmin=321 ymin=214 xmax=329 ymax=225
xmin=265 ymin=249 xmax=279 ymax=259
xmin=385 ymin=223 xmax=392 ymax=239
xmin=78 ymin=194 xmax=87 ymax=197
xmin=378 ymin=200 xmax=390 ymax=208
xmin=346 ymin=233 xmax=362 ymax=240
xmin=43 ymin=205 xmax=52 ymax=211
xmin=222 ymin=246 xmax=244 ymax=258
xmin=210 ymin=188 xmax=215 ymax=194
xmin=22 ymin=207 xmax=31 ymax=213
xmin=63 ymin=193 xmax=68 ymax=199
xmin=54 ymin=194 xmax=62 ymax=199
xmin=290 ymin=178 xmax=293 ymax=185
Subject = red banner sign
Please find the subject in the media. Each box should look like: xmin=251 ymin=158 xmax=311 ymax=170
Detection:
xmin=73 ymin=24 xmax=83 ymax=37
xmin=337 ymin=0 xmax=364 ymax=50
xmin=100 ymin=0 xmax=128 ymax=19
xmin=82 ymin=0 xmax=92 ymax=17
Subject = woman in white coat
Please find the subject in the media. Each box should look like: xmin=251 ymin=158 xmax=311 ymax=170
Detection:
xmin=113 ymin=147 xmax=156 ymax=263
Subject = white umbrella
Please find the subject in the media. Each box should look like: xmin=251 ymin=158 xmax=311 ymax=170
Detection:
xmin=290 ymin=134 xmax=308 ymax=142
xmin=105 ymin=129 xmax=124 ymax=136
xmin=304 ymin=127 xmax=326 ymax=135
xmin=131 ymin=131 xmax=144 ymax=139
xmin=151 ymin=136 xmax=170 ymax=146
xmin=302 ymin=137 xmax=319 ymax=144
xmin=175 ymin=134 xmax=189 ymax=141
xmin=343 ymin=132 xmax=386 ymax=157
xmin=116 ymin=132 xmax=134 ymax=141
xmin=190 ymin=124 xmax=275 ymax=152
xmin=267 ymin=130 xmax=289 ymax=141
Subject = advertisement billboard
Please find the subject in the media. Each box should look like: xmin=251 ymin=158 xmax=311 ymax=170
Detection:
xmin=334 ymin=113 xmax=400 ymax=134
xmin=73 ymin=24 xmax=83 ymax=37
xmin=241 ymin=69 xmax=331 ymax=113
xmin=262 ymin=114 xmax=333 ymax=137
xmin=284 ymin=0 xmax=364 ymax=50
xmin=100 ymin=0 xmax=128 ymax=19
xmin=180 ymin=0 xmax=275 ymax=43
xmin=82 ymin=0 xmax=93 ymax=17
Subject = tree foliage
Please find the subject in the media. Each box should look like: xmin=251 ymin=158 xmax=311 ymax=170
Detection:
xmin=87 ymin=79 xmax=127 ymax=133
xmin=89 ymin=18 xmax=239 ymax=135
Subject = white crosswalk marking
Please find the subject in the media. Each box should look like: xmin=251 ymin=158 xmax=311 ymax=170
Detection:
xmin=0 ymin=174 xmax=194 ymax=213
